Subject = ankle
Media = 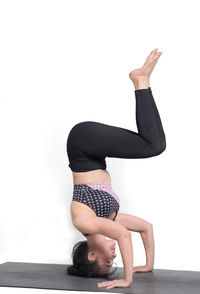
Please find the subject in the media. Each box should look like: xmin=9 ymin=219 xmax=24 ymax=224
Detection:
xmin=134 ymin=76 xmax=150 ymax=90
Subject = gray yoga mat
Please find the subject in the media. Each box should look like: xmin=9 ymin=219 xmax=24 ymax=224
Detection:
xmin=0 ymin=262 xmax=200 ymax=293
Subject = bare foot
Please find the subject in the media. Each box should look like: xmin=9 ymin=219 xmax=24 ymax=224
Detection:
xmin=129 ymin=48 xmax=162 ymax=84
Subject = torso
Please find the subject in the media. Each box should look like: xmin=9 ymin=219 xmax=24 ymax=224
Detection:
xmin=71 ymin=169 xmax=116 ymax=221
xmin=72 ymin=169 xmax=111 ymax=185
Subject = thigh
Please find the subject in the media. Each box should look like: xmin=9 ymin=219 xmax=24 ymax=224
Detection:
xmin=73 ymin=121 xmax=153 ymax=159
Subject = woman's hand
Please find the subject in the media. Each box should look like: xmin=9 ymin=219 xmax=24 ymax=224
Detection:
xmin=133 ymin=265 xmax=153 ymax=273
xmin=97 ymin=279 xmax=132 ymax=289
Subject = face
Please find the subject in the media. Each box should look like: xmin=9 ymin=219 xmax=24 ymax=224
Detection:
xmin=87 ymin=235 xmax=117 ymax=275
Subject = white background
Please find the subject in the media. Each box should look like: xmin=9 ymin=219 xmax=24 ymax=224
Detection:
xmin=0 ymin=0 xmax=200 ymax=293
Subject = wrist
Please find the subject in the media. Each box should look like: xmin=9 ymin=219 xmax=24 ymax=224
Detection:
xmin=125 ymin=279 xmax=133 ymax=286
xmin=125 ymin=275 xmax=133 ymax=284
xmin=146 ymin=264 xmax=153 ymax=271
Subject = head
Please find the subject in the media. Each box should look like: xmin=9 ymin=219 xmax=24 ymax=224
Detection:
xmin=67 ymin=234 xmax=118 ymax=278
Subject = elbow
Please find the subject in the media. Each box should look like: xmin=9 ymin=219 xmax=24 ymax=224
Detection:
xmin=145 ymin=222 xmax=153 ymax=232
xmin=124 ymin=229 xmax=132 ymax=239
xmin=119 ymin=228 xmax=131 ymax=240
xmin=147 ymin=222 xmax=153 ymax=228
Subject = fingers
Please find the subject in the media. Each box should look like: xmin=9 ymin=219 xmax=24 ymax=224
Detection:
xmin=97 ymin=280 xmax=116 ymax=289
xmin=107 ymin=284 xmax=115 ymax=289
xmin=97 ymin=281 xmax=112 ymax=287
xmin=106 ymin=281 xmax=117 ymax=289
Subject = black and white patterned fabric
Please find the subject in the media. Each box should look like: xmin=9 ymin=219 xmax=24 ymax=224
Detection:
xmin=72 ymin=184 xmax=120 ymax=237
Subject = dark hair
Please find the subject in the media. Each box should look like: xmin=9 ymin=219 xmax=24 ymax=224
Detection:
xmin=67 ymin=240 xmax=118 ymax=278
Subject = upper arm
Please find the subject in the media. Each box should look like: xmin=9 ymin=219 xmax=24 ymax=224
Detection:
xmin=73 ymin=215 xmax=130 ymax=240
xmin=115 ymin=212 xmax=152 ymax=233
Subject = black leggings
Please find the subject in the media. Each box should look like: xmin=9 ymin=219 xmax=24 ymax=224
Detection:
xmin=66 ymin=87 xmax=166 ymax=172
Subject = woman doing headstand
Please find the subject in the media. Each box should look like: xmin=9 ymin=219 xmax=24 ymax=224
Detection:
xmin=66 ymin=48 xmax=166 ymax=289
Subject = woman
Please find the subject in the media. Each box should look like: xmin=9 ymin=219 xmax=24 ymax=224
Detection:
xmin=66 ymin=48 xmax=166 ymax=289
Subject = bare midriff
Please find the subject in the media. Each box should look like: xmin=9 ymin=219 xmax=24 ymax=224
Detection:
xmin=72 ymin=169 xmax=111 ymax=185
xmin=71 ymin=169 xmax=116 ymax=222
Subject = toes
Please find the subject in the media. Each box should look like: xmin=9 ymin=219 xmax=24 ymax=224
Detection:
xmin=154 ymin=51 xmax=162 ymax=60
xmin=153 ymin=49 xmax=159 ymax=57
xmin=148 ymin=48 xmax=158 ymax=61
xmin=150 ymin=48 xmax=158 ymax=55
xmin=151 ymin=52 xmax=162 ymax=65
xmin=144 ymin=49 xmax=162 ymax=67
xmin=156 ymin=51 xmax=162 ymax=59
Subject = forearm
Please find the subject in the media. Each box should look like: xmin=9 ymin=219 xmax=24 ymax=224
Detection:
xmin=140 ymin=225 xmax=155 ymax=269
xmin=117 ymin=231 xmax=134 ymax=283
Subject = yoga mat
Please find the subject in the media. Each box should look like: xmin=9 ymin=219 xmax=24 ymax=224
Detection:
xmin=0 ymin=262 xmax=200 ymax=293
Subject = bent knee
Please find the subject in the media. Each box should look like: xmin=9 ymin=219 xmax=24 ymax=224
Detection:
xmin=150 ymin=142 xmax=166 ymax=156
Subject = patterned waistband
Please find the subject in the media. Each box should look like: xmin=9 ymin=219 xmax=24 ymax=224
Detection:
xmin=74 ymin=182 xmax=120 ymax=204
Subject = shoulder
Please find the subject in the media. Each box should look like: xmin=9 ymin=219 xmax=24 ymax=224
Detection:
xmin=72 ymin=213 xmax=129 ymax=239
xmin=70 ymin=201 xmax=96 ymax=226
xmin=70 ymin=201 xmax=96 ymax=217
